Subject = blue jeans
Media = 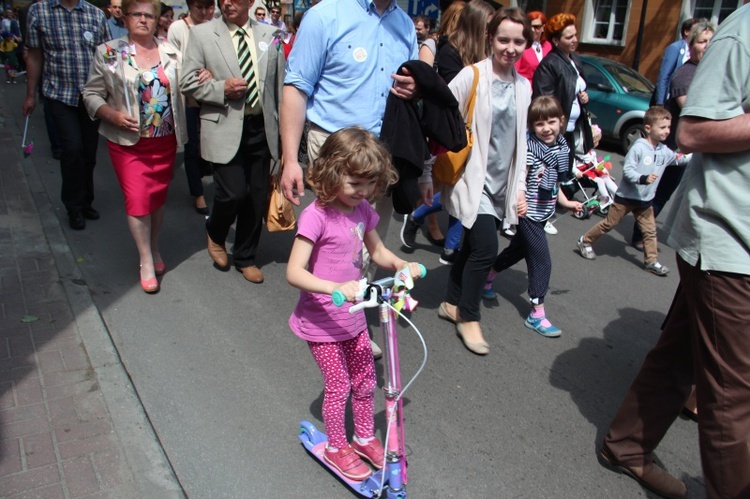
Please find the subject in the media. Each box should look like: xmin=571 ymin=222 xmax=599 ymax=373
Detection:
xmin=412 ymin=192 xmax=463 ymax=250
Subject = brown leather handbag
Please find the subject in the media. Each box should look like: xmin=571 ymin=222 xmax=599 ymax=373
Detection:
xmin=433 ymin=65 xmax=479 ymax=186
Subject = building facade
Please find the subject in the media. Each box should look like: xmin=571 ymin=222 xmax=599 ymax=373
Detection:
xmin=525 ymin=0 xmax=748 ymax=82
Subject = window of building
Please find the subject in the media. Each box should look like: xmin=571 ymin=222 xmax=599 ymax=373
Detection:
xmin=582 ymin=0 xmax=631 ymax=46
xmin=691 ymin=0 xmax=742 ymax=24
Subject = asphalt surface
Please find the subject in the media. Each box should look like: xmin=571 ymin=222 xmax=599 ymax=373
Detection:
xmin=3 ymin=80 xmax=704 ymax=498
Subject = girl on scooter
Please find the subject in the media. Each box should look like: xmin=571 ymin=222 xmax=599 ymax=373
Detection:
xmin=286 ymin=127 xmax=422 ymax=481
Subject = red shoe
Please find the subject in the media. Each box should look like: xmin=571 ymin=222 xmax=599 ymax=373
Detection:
xmin=153 ymin=257 xmax=165 ymax=276
xmin=140 ymin=277 xmax=159 ymax=294
xmin=323 ymin=445 xmax=372 ymax=481
xmin=351 ymin=437 xmax=385 ymax=470
xmin=139 ymin=266 xmax=160 ymax=294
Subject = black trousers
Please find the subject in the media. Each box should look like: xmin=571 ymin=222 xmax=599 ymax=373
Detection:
xmin=445 ymin=214 xmax=499 ymax=322
xmin=48 ymin=97 xmax=100 ymax=214
xmin=206 ymin=114 xmax=270 ymax=268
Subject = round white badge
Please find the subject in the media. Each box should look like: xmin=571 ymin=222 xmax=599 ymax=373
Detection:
xmin=353 ymin=47 xmax=367 ymax=63
xmin=259 ymin=41 xmax=268 ymax=52
xmin=141 ymin=71 xmax=155 ymax=84
xmin=644 ymin=156 xmax=654 ymax=166
xmin=83 ymin=31 xmax=93 ymax=42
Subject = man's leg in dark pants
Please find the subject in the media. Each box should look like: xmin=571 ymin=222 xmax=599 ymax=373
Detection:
xmin=48 ymin=98 xmax=100 ymax=216
xmin=79 ymin=99 xmax=100 ymax=211
xmin=42 ymin=96 xmax=62 ymax=157
xmin=206 ymin=114 xmax=270 ymax=269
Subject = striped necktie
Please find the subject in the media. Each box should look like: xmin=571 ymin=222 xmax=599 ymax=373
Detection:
xmin=236 ymin=28 xmax=259 ymax=109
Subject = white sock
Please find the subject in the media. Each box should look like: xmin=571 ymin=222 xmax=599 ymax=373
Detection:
xmin=353 ymin=435 xmax=374 ymax=445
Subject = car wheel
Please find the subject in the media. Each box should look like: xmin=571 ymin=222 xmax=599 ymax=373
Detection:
xmin=621 ymin=123 xmax=646 ymax=152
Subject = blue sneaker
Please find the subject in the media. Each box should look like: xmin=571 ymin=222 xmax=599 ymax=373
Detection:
xmin=481 ymin=284 xmax=496 ymax=300
xmin=524 ymin=313 xmax=562 ymax=338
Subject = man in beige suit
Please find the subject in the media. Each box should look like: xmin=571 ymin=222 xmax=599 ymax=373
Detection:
xmin=180 ymin=0 xmax=284 ymax=283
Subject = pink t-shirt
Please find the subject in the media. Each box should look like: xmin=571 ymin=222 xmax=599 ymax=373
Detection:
xmin=289 ymin=200 xmax=379 ymax=343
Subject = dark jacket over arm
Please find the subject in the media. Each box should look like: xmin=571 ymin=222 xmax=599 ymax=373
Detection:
xmin=380 ymin=60 xmax=466 ymax=214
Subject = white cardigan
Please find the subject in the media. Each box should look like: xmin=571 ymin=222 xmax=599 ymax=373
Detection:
xmin=441 ymin=57 xmax=531 ymax=229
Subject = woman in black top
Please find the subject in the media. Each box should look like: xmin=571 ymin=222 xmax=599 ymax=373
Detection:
xmin=532 ymin=12 xmax=593 ymax=167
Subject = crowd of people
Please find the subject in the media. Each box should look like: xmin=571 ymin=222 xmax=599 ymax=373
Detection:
xmin=13 ymin=0 xmax=750 ymax=496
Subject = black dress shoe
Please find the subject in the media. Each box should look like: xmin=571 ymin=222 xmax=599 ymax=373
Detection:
xmin=68 ymin=212 xmax=85 ymax=230
xmin=82 ymin=207 xmax=100 ymax=220
xmin=195 ymin=205 xmax=209 ymax=215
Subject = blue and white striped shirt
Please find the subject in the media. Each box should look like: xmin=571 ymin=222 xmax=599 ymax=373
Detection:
xmin=525 ymin=132 xmax=570 ymax=222
xmin=26 ymin=0 xmax=109 ymax=106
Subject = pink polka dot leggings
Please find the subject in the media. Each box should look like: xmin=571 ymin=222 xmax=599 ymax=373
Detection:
xmin=308 ymin=331 xmax=376 ymax=449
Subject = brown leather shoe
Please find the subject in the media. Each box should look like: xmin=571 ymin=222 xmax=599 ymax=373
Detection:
xmin=207 ymin=232 xmax=229 ymax=269
xmin=598 ymin=446 xmax=686 ymax=498
xmin=237 ymin=265 xmax=264 ymax=283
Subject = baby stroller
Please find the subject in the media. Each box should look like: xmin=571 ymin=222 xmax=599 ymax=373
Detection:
xmin=561 ymin=152 xmax=618 ymax=220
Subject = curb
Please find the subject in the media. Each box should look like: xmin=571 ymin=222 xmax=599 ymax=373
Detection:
xmin=2 ymin=90 xmax=185 ymax=498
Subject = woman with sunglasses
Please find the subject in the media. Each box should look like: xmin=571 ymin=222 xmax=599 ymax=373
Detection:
xmin=515 ymin=11 xmax=551 ymax=81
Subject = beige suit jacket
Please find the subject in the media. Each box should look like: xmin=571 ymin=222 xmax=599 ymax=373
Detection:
xmin=179 ymin=18 xmax=284 ymax=165
xmin=83 ymin=37 xmax=187 ymax=147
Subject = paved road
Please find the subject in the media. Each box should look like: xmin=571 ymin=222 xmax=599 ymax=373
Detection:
xmin=4 ymin=80 xmax=704 ymax=498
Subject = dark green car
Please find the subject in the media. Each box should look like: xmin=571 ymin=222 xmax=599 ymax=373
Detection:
xmin=580 ymin=55 xmax=655 ymax=152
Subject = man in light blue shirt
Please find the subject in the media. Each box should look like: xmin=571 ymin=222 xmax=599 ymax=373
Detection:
xmin=280 ymin=0 xmax=417 ymax=360
xmin=280 ymin=0 xmax=417 ymax=205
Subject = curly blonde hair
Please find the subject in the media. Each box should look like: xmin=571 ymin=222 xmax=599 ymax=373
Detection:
xmin=306 ymin=127 xmax=399 ymax=207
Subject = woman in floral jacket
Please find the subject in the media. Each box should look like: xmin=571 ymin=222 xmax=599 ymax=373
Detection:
xmin=83 ymin=0 xmax=188 ymax=293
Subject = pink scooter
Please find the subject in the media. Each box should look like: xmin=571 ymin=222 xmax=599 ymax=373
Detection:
xmin=299 ymin=265 xmax=427 ymax=498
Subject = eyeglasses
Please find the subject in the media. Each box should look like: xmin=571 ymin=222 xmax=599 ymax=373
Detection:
xmin=531 ymin=24 xmax=544 ymax=30
xmin=257 ymin=13 xmax=265 ymax=16
xmin=270 ymin=10 xmax=280 ymax=14
xmin=128 ymin=11 xmax=156 ymax=19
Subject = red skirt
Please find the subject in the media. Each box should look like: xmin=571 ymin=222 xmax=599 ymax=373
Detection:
xmin=108 ymin=134 xmax=177 ymax=217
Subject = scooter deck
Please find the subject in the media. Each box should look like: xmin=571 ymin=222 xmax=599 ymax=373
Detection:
xmin=299 ymin=421 xmax=384 ymax=497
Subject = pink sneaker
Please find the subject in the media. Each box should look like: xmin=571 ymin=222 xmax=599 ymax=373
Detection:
xmin=323 ymin=445 xmax=372 ymax=481
xmin=351 ymin=437 xmax=385 ymax=470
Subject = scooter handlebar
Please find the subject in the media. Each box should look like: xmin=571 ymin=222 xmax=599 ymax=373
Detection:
xmin=331 ymin=264 xmax=427 ymax=307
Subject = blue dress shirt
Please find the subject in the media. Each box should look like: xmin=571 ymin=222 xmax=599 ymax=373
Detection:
xmin=107 ymin=16 xmax=128 ymax=40
xmin=284 ymin=0 xmax=417 ymax=136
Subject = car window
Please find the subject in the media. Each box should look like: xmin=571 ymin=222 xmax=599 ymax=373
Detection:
xmin=602 ymin=62 xmax=654 ymax=94
xmin=581 ymin=62 xmax=611 ymax=90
